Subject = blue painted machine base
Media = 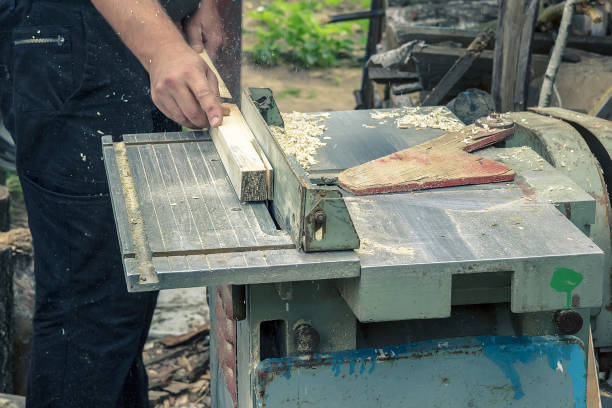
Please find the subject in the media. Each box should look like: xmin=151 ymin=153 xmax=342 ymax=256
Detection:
xmin=255 ymin=336 xmax=586 ymax=408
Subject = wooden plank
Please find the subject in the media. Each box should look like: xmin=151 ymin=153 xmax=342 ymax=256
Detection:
xmin=199 ymin=50 xmax=231 ymax=100
xmin=591 ymin=85 xmax=612 ymax=119
xmin=338 ymin=125 xmax=515 ymax=195
xmin=495 ymin=0 xmax=534 ymax=112
xmin=490 ymin=0 xmax=506 ymax=111
xmin=385 ymin=23 xmax=612 ymax=57
xmin=513 ymin=0 xmax=539 ymax=111
xmin=421 ymin=29 xmax=494 ymax=106
xmin=587 ymin=330 xmax=602 ymax=408
xmin=412 ymin=46 xmax=549 ymax=94
xmin=209 ymin=104 xmax=272 ymax=202
xmin=367 ymin=67 xmax=419 ymax=83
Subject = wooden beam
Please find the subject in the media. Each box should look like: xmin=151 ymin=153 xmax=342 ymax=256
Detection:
xmin=411 ymin=46 xmax=549 ymax=94
xmin=199 ymin=50 xmax=232 ymax=100
xmin=590 ymin=85 xmax=612 ymax=119
xmin=421 ymin=29 xmax=494 ymax=106
xmin=210 ymin=104 xmax=272 ymax=201
xmin=514 ymin=0 xmax=539 ymax=111
xmin=385 ymin=24 xmax=612 ymax=57
xmin=587 ymin=330 xmax=602 ymax=408
xmin=492 ymin=0 xmax=539 ymax=112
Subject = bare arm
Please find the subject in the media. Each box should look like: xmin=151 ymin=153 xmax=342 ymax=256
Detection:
xmin=91 ymin=0 xmax=227 ymax=128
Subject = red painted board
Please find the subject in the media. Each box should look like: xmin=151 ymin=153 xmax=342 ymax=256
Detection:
xmin=338 ymin=125 xmax=515 ymax=195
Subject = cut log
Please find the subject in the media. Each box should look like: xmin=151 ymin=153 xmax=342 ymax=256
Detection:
xmin=0 ymin=186 xmax=9 ymax=233
xmin=0 ymin=244 xmax=13 ymax=393
xmin=338 ymin=124 xmax=515 ymax=195
xmin=0 ymin=394 xmax=25 ymax=408
xmin=209 ymin=104 xmax=273 ymax=202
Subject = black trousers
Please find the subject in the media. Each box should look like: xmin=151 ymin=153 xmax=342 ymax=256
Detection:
xmin=1 ymin=1 xmax=179 ymax=406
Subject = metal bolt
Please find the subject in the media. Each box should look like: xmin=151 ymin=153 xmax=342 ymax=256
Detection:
xmin=314 ymin=210 xmax=326 ymax=225
xmin=553 ymin=310 xmax=583 ymax=335
xmin=294 ymin=324 xmax=320 ymax=354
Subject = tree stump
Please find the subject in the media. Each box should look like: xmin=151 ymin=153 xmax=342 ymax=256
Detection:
xmin=0 ymin=244 xmax=13 ymax=393
xmin=0 ymin=228 xmax=33 ymax=396
xmin=0 ymin=186 xmax=9 ymax=233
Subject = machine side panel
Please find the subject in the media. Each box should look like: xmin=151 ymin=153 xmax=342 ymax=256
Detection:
xmin=255 ymin=336 xmax=587 ymax=408
xmin=340 ymin=188 xmax=603 ymax=322
xmin=507 ymin=112 xmax=612 ymax=349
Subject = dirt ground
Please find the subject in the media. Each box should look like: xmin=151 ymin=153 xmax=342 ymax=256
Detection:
xmin=242 ymin=63 xmax=362 ymax=112
xmin=241 ymin=0 xmax=367 ymax=112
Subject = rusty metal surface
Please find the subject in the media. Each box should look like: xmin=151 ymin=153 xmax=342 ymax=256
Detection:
xmin=255 ymin=336 xmax=587 ymax=408
xmin=215 ymin=285 xmax=238 ymax=408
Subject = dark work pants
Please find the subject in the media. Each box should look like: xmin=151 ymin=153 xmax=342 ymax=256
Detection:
xmin=0 ymin=1 xmax=179 ymax=406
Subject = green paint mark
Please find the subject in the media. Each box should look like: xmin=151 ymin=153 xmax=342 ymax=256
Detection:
xmin=550 ymin=268 xmax=583 ymax=308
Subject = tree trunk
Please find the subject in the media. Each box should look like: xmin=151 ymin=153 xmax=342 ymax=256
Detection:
xmin=0 ymin=244 xmax=13 ymax=393
xmin=0 ymin=185 xmax=10 ymax=233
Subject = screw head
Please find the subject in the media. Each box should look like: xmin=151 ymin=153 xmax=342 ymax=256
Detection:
xmin=314 ymin=211 xmax=326 ymax=224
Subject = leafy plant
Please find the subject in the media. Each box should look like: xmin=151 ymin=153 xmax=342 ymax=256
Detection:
xmin=246 ymin=0 xmax=369 ymax=68
xmin=276 ymin=88 xmax=303 ymax=99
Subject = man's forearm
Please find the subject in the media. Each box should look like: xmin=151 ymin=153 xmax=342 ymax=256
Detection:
xmin=91 ymin=0 xmax=190 ymax=71
xmin=90 ymin=0 xmax=228 ymax=129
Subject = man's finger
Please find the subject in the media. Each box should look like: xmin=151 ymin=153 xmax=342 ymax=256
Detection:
xmin=187 ymin=70 xmax=224 ymax=128
xmin=154 ymin=91 xmax=198 ymax=128
xmin=185 ymin=22 xmax=204 ymax=53
xmin=173 ymin=85 xmax=210 ymax=129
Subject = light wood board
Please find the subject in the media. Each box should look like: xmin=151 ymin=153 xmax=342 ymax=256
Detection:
xmin=210 ymin=104 xmax=273 ymax=201
xmin=199 ymin=50 xmax=231 ymax=100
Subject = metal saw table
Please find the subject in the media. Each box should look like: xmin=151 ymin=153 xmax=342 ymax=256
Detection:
xmin=103 ymin=89 xmax=604 ymax=408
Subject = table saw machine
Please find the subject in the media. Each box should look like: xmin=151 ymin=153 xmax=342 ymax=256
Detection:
xmin=102 ymin=89 xmax=611 ymax=407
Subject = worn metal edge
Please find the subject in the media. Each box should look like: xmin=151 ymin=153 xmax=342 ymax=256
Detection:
xmin=113 ymin=141 xmax=159 ymax=285
xmin=102 ymin=139 xmax=135 ymax=256
xmin=124 ymin=249 xmax=360 ymax=291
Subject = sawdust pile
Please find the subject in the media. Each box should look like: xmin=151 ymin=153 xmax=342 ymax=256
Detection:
xmin=270 ymin=112 xmax=330 ymax=169
xmin=370 ymin=110 xmax=401 ymax=120
xmin=395 ymin=107 xmax=465 ymax=132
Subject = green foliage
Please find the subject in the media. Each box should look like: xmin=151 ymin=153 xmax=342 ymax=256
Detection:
xmin=247 ymin=0 xmax=370 ymax=68
xmin=276 ymin=88 xmax=303 ymax=99
xmin=6 ymin=173 xmax=21 ymax=195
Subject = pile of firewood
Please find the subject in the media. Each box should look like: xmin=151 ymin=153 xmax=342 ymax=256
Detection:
xmin=144 ymin=324 xmax=211 ymax=408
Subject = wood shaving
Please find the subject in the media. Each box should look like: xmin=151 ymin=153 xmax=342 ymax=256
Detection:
xmin=370 ymin=109 xmax=401 ymax=120
xmin=270 ymin=112 xmax=329 ymax=169
xmin=395 ymin=107 xmax=464 ymax=132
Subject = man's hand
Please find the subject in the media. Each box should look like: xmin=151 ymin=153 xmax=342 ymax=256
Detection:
xmin=184 ymin=0 xmax=224 ymax=58
xmin=91 ymin=0 xmax=228 ymax=129
xmin=149 ymin=43 xmax=228 ymax=129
